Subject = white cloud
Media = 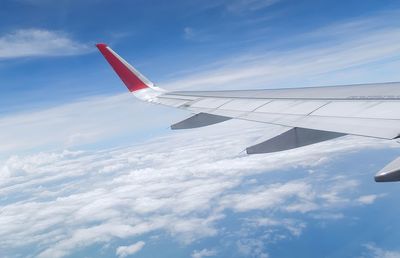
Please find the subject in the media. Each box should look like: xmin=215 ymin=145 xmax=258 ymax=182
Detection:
xmin=356 ymin=194 xmax=385 ymax=205
xmin=0 ymin=29 xmax=91 ymax=59
xmin=363 ymin=243 xmax=400 ymax=258
xmin=116 ymin=241 xmax=145 ymax=258
xmin=219 ymin=182 xmax=315 ymax=212
xmin=191 ymin=248 xmax=217 ymax=258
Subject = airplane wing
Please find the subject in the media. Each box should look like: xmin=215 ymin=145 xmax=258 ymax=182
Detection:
xmin=96 ymin=43 xmax=400 ymax=182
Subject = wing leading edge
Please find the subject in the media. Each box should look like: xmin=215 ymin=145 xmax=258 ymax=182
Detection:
xmin=96 ymin=44 xmax=400 ymax=182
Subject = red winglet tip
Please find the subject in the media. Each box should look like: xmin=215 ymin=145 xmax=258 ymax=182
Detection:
xmin=96 ymin=44 xmax=149 ymax=92
xmin=96 ymin=43 xmax=108 ymax=48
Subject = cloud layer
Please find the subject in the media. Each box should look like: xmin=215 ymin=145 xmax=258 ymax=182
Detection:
xmin=0 ymin=119 xmax=395 ymax=257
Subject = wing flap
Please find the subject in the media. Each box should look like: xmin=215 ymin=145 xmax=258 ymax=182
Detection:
xmin=246 ymin=127 xmax=345 ymax=154
xmin=171 ymin=113 xmax=231 ymax=130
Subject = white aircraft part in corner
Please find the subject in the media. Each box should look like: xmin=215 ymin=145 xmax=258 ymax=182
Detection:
xmin=96 ymin=43 xmax=400 ymax=183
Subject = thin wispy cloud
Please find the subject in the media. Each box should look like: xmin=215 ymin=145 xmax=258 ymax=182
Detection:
xmin=227 ymin=0 xmax=281 ymax=13
xmin=0 ymin=93 xmax=184 ymax=157
xmin=363 ymin=243 xmax=400 ymax=258
xmin=166 ymin=12 xmax=400 ymax=90
xmin=183 ymin=27 xmax=216 ymax=42
xmin=237 ymin=238 xmax=269 ymax=258
xmin=0 ymin=29 xmax=91 ymax=59
xmin=183 ymin=27 xmax=196 ymax=40
xmin=186 ymin=0 xmax=281 ymax=14
xmin=191 ymin=248 xmax=217 ymax=258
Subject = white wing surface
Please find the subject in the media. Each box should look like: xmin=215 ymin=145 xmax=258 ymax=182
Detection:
xmin=162 ymin=86 xmax=400 ymax=139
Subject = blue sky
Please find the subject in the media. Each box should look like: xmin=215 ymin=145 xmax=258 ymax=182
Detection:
xmin=1 ymin=0 xmax=400 ymax=113
xmin=2 ymin=1 xmax=400 ymax=258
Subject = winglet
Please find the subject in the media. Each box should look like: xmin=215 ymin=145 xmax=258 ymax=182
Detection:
xmin=96 ymin=43 xmax=153 ymax=92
